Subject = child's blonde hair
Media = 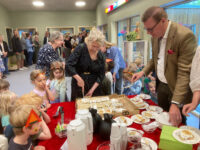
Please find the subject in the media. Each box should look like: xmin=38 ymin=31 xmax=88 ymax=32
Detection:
xmin=50 ymin=61 xmax=65 ymax=81
xmin=134 ymin=57 xmax=142 ymax=67
xmin=0 ymin=91 xmax=17 ymax=116
xmin=148 ymin=80 xmax=156 ymax=87
xmin=15 ymin=92 xmax=43 ymax=108
xmin=123 ymin=62 xmax=138 ymax=80
xmin=0 ymin=79 xmax=10 ymax=91
xmin=10 ymin=104 xmax=40 ymax=135
xmin=30 ymin=69 xmax=45 ymax=82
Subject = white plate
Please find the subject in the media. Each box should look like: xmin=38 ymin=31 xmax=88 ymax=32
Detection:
xmin=135 ymin=102 xmax=149 ymax=110
xmin=141 ymin=111 xmax=155 ymax=119
xmin=138 ymin=94 xmax=151 ymax=99
xmin=155 ymin=112 xmax=172 ymax=127
xmin=131 ymin=114 xmax=150 ymax=124
xmin=173 ymin=129 xmax=200 ymax=144
xmin=114 ymin=116 xmax=133 ymax=126
xmin=127 ymin=127 xmax=144 ymax=135
xmin=141 ymin=137 xmax=158 ymax=150
xmin=147 ymin=106 xmax=163 ymax=114
xmin=180 ymin=125 xmax=200 ymax=136
xmin=130 ymin=97 xmax=144 ymax=103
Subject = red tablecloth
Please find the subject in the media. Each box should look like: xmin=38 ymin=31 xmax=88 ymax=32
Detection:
xmin=38 ymin=96 xmax=198 ymax=150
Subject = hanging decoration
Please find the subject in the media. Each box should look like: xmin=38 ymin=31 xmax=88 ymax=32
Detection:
xmin=105 ymin=0 xmax=129 ymax=14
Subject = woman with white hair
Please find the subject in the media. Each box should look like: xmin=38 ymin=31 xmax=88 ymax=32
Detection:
xmin=66 ymin=28 xmax=105 ymax=100
xmin=36 ymin=31 xmax=64 ymax=77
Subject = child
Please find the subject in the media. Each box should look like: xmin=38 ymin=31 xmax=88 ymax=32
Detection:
xmin=0 ymin=91 xmax=17 ymax=141
xmin=49 ymin=61 xmax=67 ymax=103
xmin=30 ymin=69 xmax=54 ymax=109
xmin=0 ymin=79 xmax=10 ymax=93
xmin=15 ymin=92 xmax=51 ymax=124
xmin=148 ymin=80 xmax=157 ymax=104
xmin=9 ymin=104 xmax=51 ymax=150
xmin=105 ymin=59 xmax=114 ymax=94
xmin=134 ymin=57 xmax=143 ymax=72
xmin=123 ymin=62 xmax=142 ymax=95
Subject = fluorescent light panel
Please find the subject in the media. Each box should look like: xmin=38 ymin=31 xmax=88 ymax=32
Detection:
xmin=75 ymin=1 xmax=86 ymax=7
xmin=32 ymin=1 xmax=45 ymax=7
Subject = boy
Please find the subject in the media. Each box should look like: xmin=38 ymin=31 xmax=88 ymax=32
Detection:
xmin=9 ymin=104 xmax=51 ymax=150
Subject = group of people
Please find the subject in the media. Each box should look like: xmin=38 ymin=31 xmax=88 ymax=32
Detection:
xmin=0 ymin=5 xmax=200 ymax=150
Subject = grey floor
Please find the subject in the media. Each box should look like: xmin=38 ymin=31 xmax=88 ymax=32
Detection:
xmin=6 ymin=65 xmax=72 ymax=100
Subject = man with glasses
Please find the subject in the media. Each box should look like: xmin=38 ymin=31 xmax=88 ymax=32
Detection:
xmin=132 ymin=6 xmax=197 ymax=126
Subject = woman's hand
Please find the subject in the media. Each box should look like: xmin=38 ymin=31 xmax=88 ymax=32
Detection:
xmin=86 ymin=89 xmax=94 ymax=97
xmin=73 ymin=74 xmax=84 ymax=88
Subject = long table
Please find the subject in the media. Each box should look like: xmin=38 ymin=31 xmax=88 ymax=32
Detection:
xmin=38 ymin=96 xmax=199 ymax=150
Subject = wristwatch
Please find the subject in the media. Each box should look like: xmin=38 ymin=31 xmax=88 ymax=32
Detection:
xmin=171 ymin=101 xmax=183 ymax=108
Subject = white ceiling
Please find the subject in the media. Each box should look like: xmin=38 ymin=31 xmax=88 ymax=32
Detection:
xmin=0 ymin=0 xmax=101 ymax=11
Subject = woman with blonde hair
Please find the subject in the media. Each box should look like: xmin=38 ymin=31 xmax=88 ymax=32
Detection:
xmin=66 ymin=27 xmax=105 ymax=100
xmin=100 ymin=41 xmax=126 ymax=94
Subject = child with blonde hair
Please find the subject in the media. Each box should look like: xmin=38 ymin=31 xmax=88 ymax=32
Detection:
xmin=0 ymin=79 xmax=10 ymax=93
xmin=15 ymin=92 xmax=51 ymax=124
xmin=148 ymin=80 xmax=157 ymax=104
xmin=30 ymin=69 xmax=54 ymax=109
xmin=9 ymin=104 xmax=51 ymax=150
xmin=49 ymin=61 xmax=67 ymax=103
xmin=134 ymin=57 xmax=143 ymax=72
xmin=123 ymin=62 xmax=142 ymax=95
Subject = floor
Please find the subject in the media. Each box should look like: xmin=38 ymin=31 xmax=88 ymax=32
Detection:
xmin=6 ymin=66 xmax=200 ymax=129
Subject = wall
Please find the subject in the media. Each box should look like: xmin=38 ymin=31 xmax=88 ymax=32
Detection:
xmin=10 ymin=10 xmax=96 ymax=42
xmin=96 ymin=0 xmax=183 ymax=43
xmin=0 ymin=4 xmax=11 ymax=42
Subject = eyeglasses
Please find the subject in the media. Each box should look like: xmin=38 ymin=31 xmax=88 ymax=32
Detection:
xmin=145 ymin=20 xmax=161 ymax=33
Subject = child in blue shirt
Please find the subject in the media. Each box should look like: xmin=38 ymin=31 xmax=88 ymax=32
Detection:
xmin=123 ymin=62 xmax=142 ymax=95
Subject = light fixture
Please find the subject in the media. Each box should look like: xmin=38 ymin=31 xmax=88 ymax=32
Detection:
xmin=75 ymin=1 xmax=86 ymax=7
xmin=32 ymin=1 xmax=45 ymax=7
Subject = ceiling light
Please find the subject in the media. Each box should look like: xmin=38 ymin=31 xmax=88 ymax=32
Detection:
xmin=75 ymin=1 xmax=86 ymax=7
xmin=32 ymin=1 xmax=45 ymax=7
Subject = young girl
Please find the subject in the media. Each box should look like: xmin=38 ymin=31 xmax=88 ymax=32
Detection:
xmin=123 ymin=62 xmax=142 ymax=95
xmin=148 ymin=80 xmax=157 ymax=104
xmin=0 ymin=91 xmax=17 ymax=140
xmin=49 ymin=61 xmax=67 ymax=103
xmin=30 ymin=70 xmax=54 ymax=109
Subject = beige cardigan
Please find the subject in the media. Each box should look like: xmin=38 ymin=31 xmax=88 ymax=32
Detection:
xmin=190 ymin=46 xmax=200 ymax=92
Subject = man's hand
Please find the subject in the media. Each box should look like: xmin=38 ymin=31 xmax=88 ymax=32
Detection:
xmin=169 ymin=104 xmax=182 ymax=126
xmin=182 ymin=103 xmax=198 ymax=116
xmin=131 ymin=71 xmax=144 ymax=82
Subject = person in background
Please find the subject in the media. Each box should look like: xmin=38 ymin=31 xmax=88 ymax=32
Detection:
xmin=12 ymin=30 xmax=25 ymax=70
xmin=0 ymin=35 xmax=9 ymax=78
xmin=21 ymin=32 xmax=28 ymax=68
xmin=148 ymin=80 xmax=157 ymax=104
xmin=105 ymin=59 xmax=114 ymax=94
xmin=43 ymin=31 xmax=50 ymax=45
xmin=134 ymin=57 xmax=144 ymax=72
xmin=64 ymin=34 xmax=72 ymax=61
xmin=33 ymin=35 xmax=41 ymax=64
xmin=8 ymin=105 xmax=50 ymax=150
xmin=182 ymin=46 xmax=200 ymax=116
xmin=132 ymin=6 xmax=197 ymax=126
xmin=66 ymin=28 xmax=105 ymax=100
xmin=36 ymin=31 xmax=64 ymax=78
xmin=49 ymin=61 xmax=67 ymax=103
xmin=0 ymin=57 xmax=5 ymax=79
xmin=26 ymin=33 xmax=34 ymax=67
xmin=100 ymin=41 xmax=126 ymax=95
xmin=123 ymin=62 xmax=142 ymax=95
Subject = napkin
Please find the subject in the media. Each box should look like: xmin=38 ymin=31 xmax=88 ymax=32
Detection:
xmin=159 ymin=125 xmax=192 ymax=150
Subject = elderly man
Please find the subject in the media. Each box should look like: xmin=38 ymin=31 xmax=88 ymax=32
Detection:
xmin=0 ymin=35 xmax=9 ymax=78
xmin=132 ymin=6 xmax=197 ymax=126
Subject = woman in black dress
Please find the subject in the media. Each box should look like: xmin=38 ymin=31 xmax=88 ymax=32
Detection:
xmin=66 ymin=28 xmax=106 ymax=100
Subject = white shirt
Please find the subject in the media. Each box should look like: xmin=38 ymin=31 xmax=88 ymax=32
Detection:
xmin=157 ymin=21 xmax=171 ymax=84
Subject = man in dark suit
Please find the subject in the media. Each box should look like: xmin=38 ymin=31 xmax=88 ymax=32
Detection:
xmin=0 ymin=35 xmax=9 ymax=77
xmin=132 ymin=6 xmax=197 ymax=126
